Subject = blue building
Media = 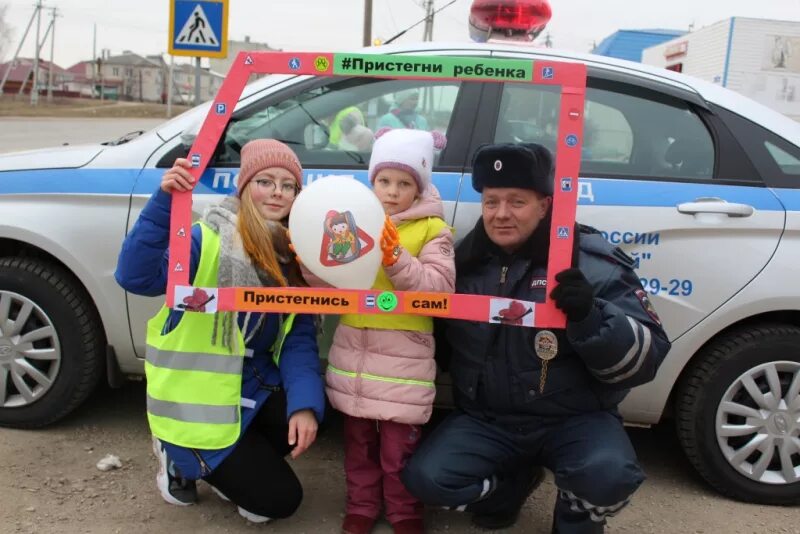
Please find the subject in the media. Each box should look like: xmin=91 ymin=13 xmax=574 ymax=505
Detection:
xmin=593 ymin=29 xmax=686 ymax=62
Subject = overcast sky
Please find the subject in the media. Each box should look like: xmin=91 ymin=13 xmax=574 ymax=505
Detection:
xmin=2 ymin=0 xmax=800 ymax=69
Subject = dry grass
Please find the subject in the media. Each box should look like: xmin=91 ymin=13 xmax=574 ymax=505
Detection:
xmin=0 ymin=96 xmax=191 ymax=118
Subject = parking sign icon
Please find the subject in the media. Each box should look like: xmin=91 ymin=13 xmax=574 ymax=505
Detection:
xmin=215 ymin=103 xmax=226 ymax=115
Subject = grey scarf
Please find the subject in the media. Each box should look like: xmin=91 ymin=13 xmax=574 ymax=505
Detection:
xmin=200 ymin=196 xmax=288 ymax=351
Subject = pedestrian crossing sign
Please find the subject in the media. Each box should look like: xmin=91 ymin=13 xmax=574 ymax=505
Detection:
xmin=169 ymin=0 xmax=228 ymax=58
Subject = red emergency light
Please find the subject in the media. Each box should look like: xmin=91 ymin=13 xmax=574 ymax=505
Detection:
xmin=469 ymin=0 xmax=552 ymax=43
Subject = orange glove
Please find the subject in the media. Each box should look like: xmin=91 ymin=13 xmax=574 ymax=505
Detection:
xmin=381 ymin=215 xmax=402 ymax=267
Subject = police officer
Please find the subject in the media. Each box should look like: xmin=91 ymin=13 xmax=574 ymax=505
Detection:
xmin=401 ymin=143 xmax=671 ymax=533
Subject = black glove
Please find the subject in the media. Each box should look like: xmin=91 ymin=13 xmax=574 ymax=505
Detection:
xmin=550 ymin=268 xmax=594 ymax=322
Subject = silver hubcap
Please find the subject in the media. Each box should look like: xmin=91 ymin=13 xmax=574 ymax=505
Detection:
xmin=716 ymin=361 xmax=800 ymax=485
xmin=0 ymin=291 xmax=61 ymax=408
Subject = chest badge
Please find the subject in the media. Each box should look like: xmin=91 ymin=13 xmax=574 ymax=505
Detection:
xmin=534 ymin=330 xmax=558 ymax=361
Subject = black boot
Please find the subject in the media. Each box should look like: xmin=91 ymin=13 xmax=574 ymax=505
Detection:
xmin=550 ymin=496 xmax=605 ymax=534
xmin=470 ymin=465 xmax=545 ymax=530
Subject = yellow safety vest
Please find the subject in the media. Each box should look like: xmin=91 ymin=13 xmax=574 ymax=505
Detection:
xmin=145 ymin=222 xmax=296 ymax=450
xmin=340 ymin=216 xmax=450 ymax=333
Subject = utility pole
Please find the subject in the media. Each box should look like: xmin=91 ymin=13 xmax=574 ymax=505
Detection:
xmin=19 ymin=12 xmax=51 ymax=96
xmin=194 ymin=57 xmax=201 ymax=105
xmin=422 ymin=0 xmax=435 ymax=42
xmin=166 ymin=54 xmax=174 ymax=118
xmin=92 ymin=23 xmax=97 ymax=99
xmin=47 ymin=7 xmax=57 ymax=102
xmin=0 ymin=6 xmax=37 ymax=94
xmin=362 ymin=0 xmax=372 ymax=47
xmin=31 ymin=0 xmax=43 ymax=106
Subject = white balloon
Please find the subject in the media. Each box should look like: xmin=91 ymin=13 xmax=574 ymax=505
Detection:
xmin=289 ymin=176 xmax=384 ymax=289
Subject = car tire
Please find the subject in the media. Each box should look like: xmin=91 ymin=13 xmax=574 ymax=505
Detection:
xmin=676 ymin=324 xmax=800 ymax=505
xmin=0 ymin=257 xmax=105 ymax=428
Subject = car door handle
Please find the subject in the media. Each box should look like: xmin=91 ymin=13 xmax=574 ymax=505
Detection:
xmin=677 ymin=197 xmax=754 ymax=217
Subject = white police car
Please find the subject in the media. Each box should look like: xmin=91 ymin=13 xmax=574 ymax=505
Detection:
xmin=1 ymin=43 xmax=799 ymax=505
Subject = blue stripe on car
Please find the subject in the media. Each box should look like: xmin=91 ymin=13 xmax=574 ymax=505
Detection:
xmin=0 ymin=168 xmax=796 ymax=211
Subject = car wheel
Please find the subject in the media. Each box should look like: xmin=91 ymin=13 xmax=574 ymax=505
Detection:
xmin=676 ymin=324 xmax=800 ymax=504
xmin=0 ymin=257 xmax=105 ymax=428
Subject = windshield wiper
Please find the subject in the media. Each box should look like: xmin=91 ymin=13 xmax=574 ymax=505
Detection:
xmin=103 ymin=130 xmax=145 ymax=146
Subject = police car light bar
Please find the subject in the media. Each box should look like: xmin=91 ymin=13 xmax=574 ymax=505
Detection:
xmin=469 ymin=0 xmax=552 ymax=43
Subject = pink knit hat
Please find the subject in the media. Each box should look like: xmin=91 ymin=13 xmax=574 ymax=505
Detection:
xmin=237 ymin=139 xmax=303 ymax=197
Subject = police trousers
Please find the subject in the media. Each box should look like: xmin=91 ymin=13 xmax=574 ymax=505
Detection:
xmin=401 ymin=409 xmax=645 ymax=534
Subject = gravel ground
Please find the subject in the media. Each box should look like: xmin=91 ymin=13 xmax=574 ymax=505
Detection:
xmin=1 ymin=382 xmax=799 ymax=534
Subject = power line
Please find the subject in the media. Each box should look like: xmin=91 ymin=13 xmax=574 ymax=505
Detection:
xmin=385 ymin=0 xmax=458 ymax=44
xmin=385 ymin=0 xmax=399 ymax=32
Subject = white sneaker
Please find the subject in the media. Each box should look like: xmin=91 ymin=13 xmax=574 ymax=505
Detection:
xmin=152 ymin=437 xmax=197 ymax=506
xmin=237 ymin=506 xmax=272 ymax=523
xmin=205 ymin=482 xmax=269 ymax=523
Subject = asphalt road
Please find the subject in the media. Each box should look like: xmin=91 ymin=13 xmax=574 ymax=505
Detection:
xmin=0 ymin=117 xmax=165 ymax=154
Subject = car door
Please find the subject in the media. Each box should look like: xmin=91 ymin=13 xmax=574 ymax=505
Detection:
xmin=458 ymin=64 xmax=786 ymax=343
xmin=125 ymin=74 xmax=482 ymax=359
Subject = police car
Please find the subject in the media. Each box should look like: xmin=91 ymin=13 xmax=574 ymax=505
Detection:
xmin=1 ymin=43 xmax=799 ymax=505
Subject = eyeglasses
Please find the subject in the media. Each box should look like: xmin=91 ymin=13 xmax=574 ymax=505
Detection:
xmin=252 ymin=178 xmax=298 ymax=198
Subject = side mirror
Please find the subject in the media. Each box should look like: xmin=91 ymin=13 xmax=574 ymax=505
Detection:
xmin=304 ymin=123 xmax=329 ymax=150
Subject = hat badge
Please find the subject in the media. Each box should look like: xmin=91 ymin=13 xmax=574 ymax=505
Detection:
xmin=494 ymin=159 xmax=503 ymax=171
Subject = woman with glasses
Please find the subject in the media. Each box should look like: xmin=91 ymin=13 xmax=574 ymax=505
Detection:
xmin=115 ymin=139 xmax=324 ymax=524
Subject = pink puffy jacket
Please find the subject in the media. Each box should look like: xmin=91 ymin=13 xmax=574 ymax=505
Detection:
xmin=303 ymin=185 xmax=455 ymax=425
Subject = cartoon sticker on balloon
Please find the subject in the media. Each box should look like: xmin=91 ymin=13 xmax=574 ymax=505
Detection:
xmin=320 ymin=210 xmax=376 ymax=267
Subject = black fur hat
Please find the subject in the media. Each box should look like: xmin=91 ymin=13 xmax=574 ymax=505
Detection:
xmin=471 ymin=143 xmax=554 ymax=195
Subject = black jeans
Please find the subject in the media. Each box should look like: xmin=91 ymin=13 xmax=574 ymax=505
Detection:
xmin=203 ymin=391 xmax=302 ymax=519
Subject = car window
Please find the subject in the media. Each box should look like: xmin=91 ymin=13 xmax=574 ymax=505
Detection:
xmin=215 ymin=78 xmax=460 ymax=168
xmin=493 ymin=83 xmax=715 ymax=180
xmin=765 ymin=141 xmax=800 ymax=176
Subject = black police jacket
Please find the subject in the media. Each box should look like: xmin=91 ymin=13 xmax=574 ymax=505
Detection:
xmin=438 ymin=219 xmax=671 ymax=429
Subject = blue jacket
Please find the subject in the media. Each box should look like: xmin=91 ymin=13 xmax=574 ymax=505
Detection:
xmin=439 ymin=220 xmax=671 ymax=431
xmin=115 ymin=189 xmax=325 ymax=479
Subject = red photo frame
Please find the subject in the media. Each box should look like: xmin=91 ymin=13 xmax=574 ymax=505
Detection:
xmin=166 ymin=51 xmax=586 ymax=329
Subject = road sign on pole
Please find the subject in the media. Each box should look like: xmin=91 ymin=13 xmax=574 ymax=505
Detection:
xmin=169 ymin=0 xmax=228 ymax=58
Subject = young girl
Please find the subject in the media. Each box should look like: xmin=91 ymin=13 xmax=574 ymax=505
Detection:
xmin=115 ymin=139 xmax=324 ymax=523
xmin=301 ymin=128 xmax=455 ymax=534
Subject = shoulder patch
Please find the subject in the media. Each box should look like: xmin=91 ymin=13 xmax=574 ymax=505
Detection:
xmin=635 ymin=289 xmax=661 ymax=325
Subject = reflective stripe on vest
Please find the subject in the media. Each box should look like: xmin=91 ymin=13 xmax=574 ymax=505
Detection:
xmin=147 ymin=395 xmax=240 ymax=424
xmin=145 ymin=345 xmax=243 ymax=375
xmin=340 ymin=216 xmax=451 ymax=333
